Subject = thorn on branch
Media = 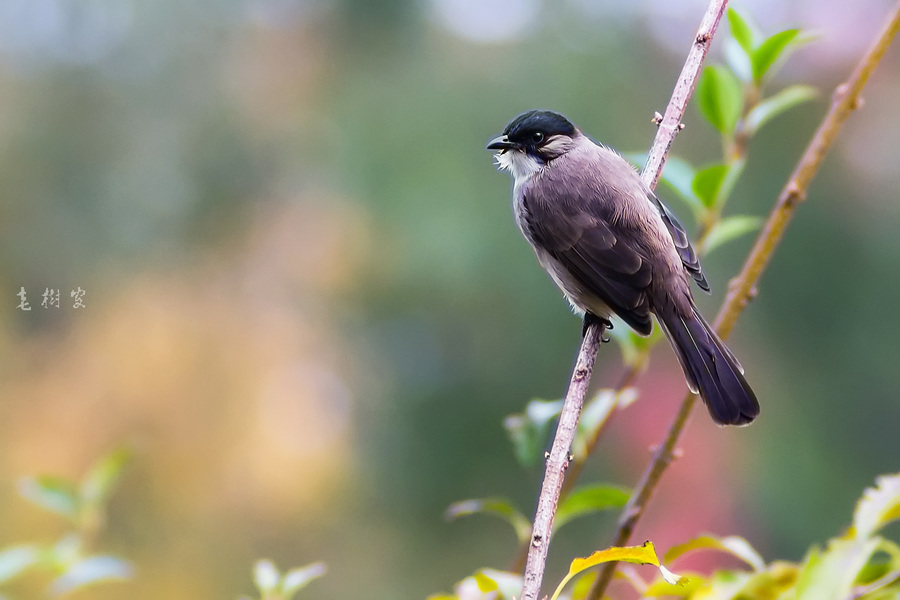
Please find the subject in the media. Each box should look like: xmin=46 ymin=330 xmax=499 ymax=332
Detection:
xmin=785 ymin=182 xmax=807 ymax=206
xmin=531 ymin=534 xmax=543 ymax=548
xmin=696 ymin=32 xmax=711 ymax=44
xmin=652 ymin=111 xmax=664 ymax=125
xmin=833 ymin=83 xmax=850 ymax=103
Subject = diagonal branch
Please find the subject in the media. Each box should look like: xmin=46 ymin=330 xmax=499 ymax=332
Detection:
xmin=517 ymin=1 xmax=730 ymax=598
xmin=587 ymin=3 xmax=900 ymax=598
xmin=520 ymin=323 xmax=605 ymax=600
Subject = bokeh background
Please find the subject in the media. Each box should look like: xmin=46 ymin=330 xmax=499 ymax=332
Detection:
xmin=1 ymin=0 xmax=899 ymax=597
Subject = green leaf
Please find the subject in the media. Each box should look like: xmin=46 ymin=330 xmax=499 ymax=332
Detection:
xmin=794 ymin=538 xmax=880 ymax=600
xmin=752 ymin=29 xmax=800 ymax=81
xmin=18 ymin=476 xmax=80 ymax=521
xmin=727 ymin=8 xmax=758 ymax=55
xmin=747 ymin=85 xmax=818 ymax=134
xmin=503 ymin=399 xmax=562 ymax=468
xmin=436 ymin=569 xmax=522 ymax=600
xmin=658 ymin=156 xmax=704 ymax=221
xmin=0 ymin=545 xmax=40 ymax=584
xmin=474 ymin=571 xmax=498 ymax=592
xmin=80 ymin=447 xmax=131 ymax=508
xmin=445 ymin=498 xmax=532 ymax=545
xmin=48 ymin=555 xmax=133 ymax=596
xmin=49 ymin=534 xmax=83 ymax=570
xmin=692 ymin=164 xmax=730 ymax=208
xmin=852 ymin=540 xmax=900 ymax=597
xmin=857 ymin=583 xmax=900 ymax=600
xmin=853 ymin=472 xmax=900 ymax=540
xmin=573 ymin=388 xmax=637 ymax=460
xmin=554 ymin=484 xmax=630 ymax=532
xmin=474 ymin=570 xmax=523 ymax=598
xmin=664 ymin=534 xmax=766 ymax=571
xmin=254 ymin=559 xmax=280 ymax=593
xmin=686 ymin=569 xmax=751 ymax=598
xmin=739 ymin=561 xmax=801 ymax=599
xmin=724 ymin=38 xmax=753 ymax=84
xmin=281 ymin=562 xmax=327 ymax=599
xmin=696 ymin=65 xmax=743 ymax=134
xmin=701 ymin=215 xmax=762 ymax=255
xmin=622 ymin=153 xmax=701 ymax=218
xmin=608 ymin=322 xmax=663 ymax=370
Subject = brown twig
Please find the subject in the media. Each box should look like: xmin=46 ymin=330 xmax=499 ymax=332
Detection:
xmin=642 ymin=0 xmax=729 ymax=190
xmin=517 ymin=1 xmax=729 ymax=598
xmin=520 ymin=324 xmax=605 ymax=600
xmin=587 ymin=3 xmax=900 ymax=598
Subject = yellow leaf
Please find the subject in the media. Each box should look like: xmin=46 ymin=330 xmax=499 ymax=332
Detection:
xmin=550 ymin=542 xmax=685 ymax=600
xmin=474 ymin=571 xmax=500 ymax=592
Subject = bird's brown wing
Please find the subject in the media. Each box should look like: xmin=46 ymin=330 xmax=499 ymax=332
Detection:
xmin=521 ymin=193 xmax=655 ymax=335
xmin=648 ymin=192 xmax=709 ymax=292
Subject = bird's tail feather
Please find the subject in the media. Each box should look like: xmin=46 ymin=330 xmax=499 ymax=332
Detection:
xmin=658 ymin=305 xmax=759 ymax=426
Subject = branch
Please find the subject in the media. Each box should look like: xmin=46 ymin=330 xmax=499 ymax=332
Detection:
xmin=517 ymin=1 xmax=729 ymax=598
xmin=520 ymin=323 xmax=605 ymax=600
xmin=642 ymin=0 xmax=729 ymax=189
xmin=587 ymin=3 xmax=900 ymax=598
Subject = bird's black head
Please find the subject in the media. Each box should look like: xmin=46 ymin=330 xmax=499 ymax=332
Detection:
xmin=504 ymin=110 xmax=575 ymax=144
xmin=486 ymin=110 xmax=577 ymax=160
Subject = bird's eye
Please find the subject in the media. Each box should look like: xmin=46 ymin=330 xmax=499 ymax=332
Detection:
xmin=531 ymin=132 xmax=545 ymax=144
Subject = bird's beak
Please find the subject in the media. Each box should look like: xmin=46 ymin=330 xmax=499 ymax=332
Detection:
xmin=486 ymin=135 xmax=517 ymax=151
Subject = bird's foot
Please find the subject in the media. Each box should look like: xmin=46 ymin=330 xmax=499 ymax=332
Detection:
xmin=582 ymin=313 xmax=613 ymax=341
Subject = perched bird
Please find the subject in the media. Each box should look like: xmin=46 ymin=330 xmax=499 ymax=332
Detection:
xmin=487 ymin=109 xmax=758 ymax=426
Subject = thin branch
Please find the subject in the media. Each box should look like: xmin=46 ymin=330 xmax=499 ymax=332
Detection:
xmin=517 ymin=1 xmax=729 ymax=598
xmin=587 ymin=3 xmax=900 ymax=598
xmin=520 ymin=324 xmax=605 ymax=600
xmin=643 ymin=0 xmax=729 ymax=190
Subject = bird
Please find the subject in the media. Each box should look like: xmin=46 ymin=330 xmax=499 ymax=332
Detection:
xmin=487 ymin=109 xmax=758 ymax=426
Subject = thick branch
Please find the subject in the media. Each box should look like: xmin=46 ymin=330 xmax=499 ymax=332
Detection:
xmin=517 ymin=1 xmax=729 ymax=598
xmin=588 ymin=3 xmax=900 ymax=598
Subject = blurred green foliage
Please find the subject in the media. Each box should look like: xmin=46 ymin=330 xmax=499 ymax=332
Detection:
xmin=0 ymin=449 xmax=132 ymax=597
xmin=433 ymin=471 xmax=900 ymax=600
xmin=241 ymin=559 xmax=326 ymax=600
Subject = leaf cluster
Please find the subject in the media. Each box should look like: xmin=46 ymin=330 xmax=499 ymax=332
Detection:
xmin=432 ymin=472 xmax=900 ymax=600
xmin=0 ymin=448 xmax=133 ymax=597
xmin=240 ymin=560 xmax=327 ymax=600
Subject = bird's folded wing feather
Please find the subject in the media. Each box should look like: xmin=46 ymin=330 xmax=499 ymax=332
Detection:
xmin=522 ymin=195 xmax=654 ymax=335
xmin=647 ymin=192 xmax=709 ymax=292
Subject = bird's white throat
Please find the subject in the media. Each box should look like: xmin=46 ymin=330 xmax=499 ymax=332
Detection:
xmin=494 ymin=149 xmax=542 ymax=188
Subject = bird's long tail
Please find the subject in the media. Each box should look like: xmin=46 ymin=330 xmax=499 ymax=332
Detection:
xmin=658 ymin=304 xmax=759 ymax=426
